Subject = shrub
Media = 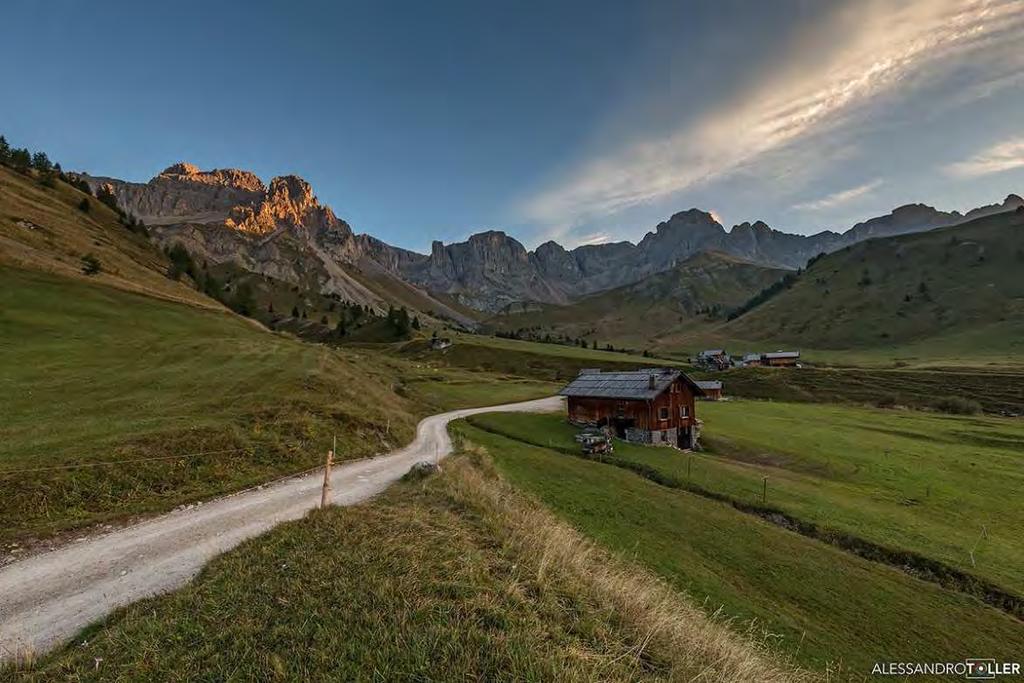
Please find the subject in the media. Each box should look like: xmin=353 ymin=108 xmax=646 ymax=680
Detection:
xmin=932 ymin=396 xmax=982 ymax=415
xmin=80 ymin=253 xmax=102 ymax=276
xmin=78 ymin=197 xmax=91 ymax=213
xmin=875 ymin=393 xmax=899 ymax=409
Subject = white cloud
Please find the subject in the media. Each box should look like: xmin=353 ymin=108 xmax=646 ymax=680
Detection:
xmin=569 ymin=232 xmax=612 ymax=247
xmin=519 ymin=0 xmax=1024 ymax=230
xmin=793 ymin=179 xmax=883 ymax=211
xmin=944 ymin=137 xmax=1024 ymax=177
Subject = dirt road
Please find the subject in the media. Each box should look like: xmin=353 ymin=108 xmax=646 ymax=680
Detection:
xmin=0 ymin=396 xmax=563 ymax=661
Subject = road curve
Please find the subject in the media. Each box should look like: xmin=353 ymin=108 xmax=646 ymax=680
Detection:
xmin=0 ymin=395 xmax=564 ymax=661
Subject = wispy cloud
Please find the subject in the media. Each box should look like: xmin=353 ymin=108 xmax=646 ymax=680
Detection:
xmin=792 ymin=179 xmax=883 ymax=211
xmin=519 ymin=0 xmax=1024 ymax=231
xmin=569 ymin=232 xmax=612 ymax=247
xmin=944 ymin=137 xmax=1024 ymax=177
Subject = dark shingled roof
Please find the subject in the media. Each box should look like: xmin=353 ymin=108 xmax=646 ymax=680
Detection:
xmin=696 ymin=380 xmax=722 ymax=391
xmin=559 ymin=368 xmax=705 ymax=400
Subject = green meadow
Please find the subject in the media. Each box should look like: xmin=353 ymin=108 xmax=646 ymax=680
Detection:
xmin=453 ymin=421 xmax=1024 ymax=678
xmin=466 ymin=402 xmax=1024 ymax=595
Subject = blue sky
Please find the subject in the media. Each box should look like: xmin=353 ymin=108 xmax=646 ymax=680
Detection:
xmin=2 ymin=0 xmax=1023 ymax=252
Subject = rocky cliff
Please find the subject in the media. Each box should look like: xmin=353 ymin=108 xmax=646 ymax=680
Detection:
xmin=393 ymin=196 xmax=1023 ymax=310
xmin=78 ymin=161 xmax=1022 ymax=315
xmin=77 ymin=164 xmax=468 ymax=320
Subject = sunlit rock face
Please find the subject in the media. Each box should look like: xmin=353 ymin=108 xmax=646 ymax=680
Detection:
xmin=76 ymin=164 xmax=376 ymax=304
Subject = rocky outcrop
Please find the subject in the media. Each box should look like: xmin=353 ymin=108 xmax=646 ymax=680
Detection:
xmin=78 ymin=164 xmax=426 ymax=312
xmin=398 ymin=231 xmax=570 ymax=310
xmin=77 ymin=161 xmax=1021 ymax=316
xmin=388 ymin=195 xmax=1023 ymax=311
xmin=80 ymin=164 xmax=266 ymax=227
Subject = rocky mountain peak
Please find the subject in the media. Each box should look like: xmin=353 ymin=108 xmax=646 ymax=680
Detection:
xmin=732 ymin=220 xmax=773 ymax=234
xmin=160 ymin=162 xmax=201 ymax=176
xmin=155 ymin=162 xmax=266 ymax=193
xmin=662 ymin=208 xmax=722 ymax=229
xmin=224 ymin=174 xmax=343 ymax=236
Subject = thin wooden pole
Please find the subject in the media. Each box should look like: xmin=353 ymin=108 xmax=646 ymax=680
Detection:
xmin=321 ymin=445 xmax=334 ymax=508
xmin=762 ymin=476 xmax=768 ymax=505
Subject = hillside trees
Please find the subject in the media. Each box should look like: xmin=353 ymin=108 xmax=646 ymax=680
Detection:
xmin=387 ymin=305 xmax=412 ymax=337
xmin=728 ymin=270 xmax=801 ymax=320
xmin=9 ymin=147 xmax=31 ymax=170
xmin=166 ymin=244 xmax=198 ymax=281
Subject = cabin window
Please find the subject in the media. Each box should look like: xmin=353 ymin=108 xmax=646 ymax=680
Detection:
xmin=658 ymin=407 xmax=669 ymax=420
xmin=680 ymin=405 xmax=689 ymax=418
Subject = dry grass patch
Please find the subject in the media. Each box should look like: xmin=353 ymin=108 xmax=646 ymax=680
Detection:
xmin=441 ymin=448 xmax=811 ymax=683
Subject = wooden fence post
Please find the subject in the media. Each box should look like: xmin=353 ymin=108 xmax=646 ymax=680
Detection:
xmin=762 ymin=476 xmax=768 ymax=505
xmin=321 ymin=446 xmax=334 ymax=508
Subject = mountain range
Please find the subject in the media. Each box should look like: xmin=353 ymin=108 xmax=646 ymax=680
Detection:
xmin=79 ymin=163 xmax=1023 ymax=315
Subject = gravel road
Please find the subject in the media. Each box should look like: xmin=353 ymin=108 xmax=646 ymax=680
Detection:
xmin=0 ymin=396 xmax=563 ymax=661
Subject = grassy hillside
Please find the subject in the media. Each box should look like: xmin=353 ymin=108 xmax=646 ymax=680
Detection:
xmin=9 ymin=458 xmax=801 ymax=682
xmin=0 ymin=166 xmax=213 ymax=309
xmin=698 ymin=365 xmax=1024 ymax=414
xmin=455 ymin=420 xmax=1024 ymax=677
xmin=467 ymin=405 xmax=1024 ymax=595
xmin=0 ymin=267 xmax=419 ymax=543
xmin=0 ymin=165 xmax=550 ymax=544
xmin=719 ymin=210 xmax=1024 ymax=354
xmin=488 ymin=251 xmax=788 ymax=351
xmin=397 ymin=331 xmax=688 ymax=384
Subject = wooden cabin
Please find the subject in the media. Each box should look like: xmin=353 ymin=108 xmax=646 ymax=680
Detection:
xmin=695 ymin=380 xmax=723 ymax=401
xmin=696 ymin=349 xmax=731 ymax=370
xmin=559 ymin=368 xmax=705 ymax=449
xmin=762 ymin=351 xmax=800 ymax=367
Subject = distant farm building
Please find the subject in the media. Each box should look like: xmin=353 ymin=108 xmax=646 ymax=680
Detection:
xmin=430 ymin=336 xmax=453 ymax=350
xmin=741 ymin=353 xmax=762 ymax=367
xmin=695 ymin=380 xmax=723 ymax=401
xmin=762 ymin=351 xmax=800 ymax=367
xmin=559 ymin=368 xmax=704 ymax=449
xmin=695 ymin=349 xmax=731 ymax=370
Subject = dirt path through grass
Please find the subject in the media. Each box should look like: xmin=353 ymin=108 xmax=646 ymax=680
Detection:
xmin=0 ymin=396 xmax=563 ymax=662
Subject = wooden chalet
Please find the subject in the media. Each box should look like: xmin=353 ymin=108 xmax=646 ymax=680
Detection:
xmin=695 ymin=380 xmax=723 ymax=401
xmin=696 ymin=349 xmax=731 ymax=370
xmin=559 ymin=368 xmax=705 ymax=449
xmin=762 ymin=351 xmax=800 ymax=367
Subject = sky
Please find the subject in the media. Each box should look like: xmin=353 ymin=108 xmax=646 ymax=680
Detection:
xmin=2 ymin=0 xmax=1023 ymax=253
